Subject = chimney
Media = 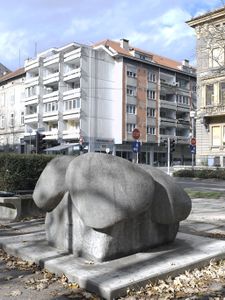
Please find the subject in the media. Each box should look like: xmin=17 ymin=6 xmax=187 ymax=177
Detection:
xmin=120 ymin=38 xmax=129 ymax=50
xmin=182 ymin=59 xmax=189 ymax=67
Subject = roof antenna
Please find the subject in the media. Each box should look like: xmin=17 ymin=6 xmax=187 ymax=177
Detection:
xmin=18 ymin=48 xmax=21 ymax=68
xmin=34 ymin=42 xmax=37 ymax=57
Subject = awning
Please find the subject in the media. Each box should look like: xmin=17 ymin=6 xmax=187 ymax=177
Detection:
xmin=44 ymin=143 xmax=79 ymax=152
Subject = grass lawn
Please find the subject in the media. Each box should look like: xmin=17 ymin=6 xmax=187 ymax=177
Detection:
xmin=185 ymin=188 xmax=225 ymax=199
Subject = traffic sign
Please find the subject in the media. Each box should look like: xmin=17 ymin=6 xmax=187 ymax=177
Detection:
xmin=191 ymin=137 xmax=196 ymax=145
xmin=190 ymin=145 xmax=196 ymax=154
xmin=132 ymin=128 xmax=140 ymax=140
xmin=132 ymin=141 xmax=141 ymax=153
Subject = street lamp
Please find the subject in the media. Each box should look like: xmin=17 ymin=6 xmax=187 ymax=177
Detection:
xmin=190 ymin=111 xmax=196 ymax=169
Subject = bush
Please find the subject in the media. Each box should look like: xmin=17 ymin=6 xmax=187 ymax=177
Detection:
xmin=173 ymin=168 xmax=225 ymax=180
xmin=0 ymin=153 xmax=54 ymax=192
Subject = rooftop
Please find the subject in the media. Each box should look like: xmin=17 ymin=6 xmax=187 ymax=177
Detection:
xmin=94 ymin=39 xmax=196 ymax=75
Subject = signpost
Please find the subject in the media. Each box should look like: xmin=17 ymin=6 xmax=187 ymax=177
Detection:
xmin=132 ymin=128 xmax=141 ymax=163
xmin=190 ymin=137 xmax=196 ymax=169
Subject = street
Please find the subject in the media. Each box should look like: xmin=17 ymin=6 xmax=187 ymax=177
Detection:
xmin=174 ymin=177 xmax=225 ymax=193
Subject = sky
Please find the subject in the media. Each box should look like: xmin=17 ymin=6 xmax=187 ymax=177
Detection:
xmin=1 ymin=0 xmax=224 ymax=71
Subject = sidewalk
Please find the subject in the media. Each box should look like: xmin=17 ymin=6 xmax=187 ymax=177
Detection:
xmin=1 ymin=197 xmax=225 ymax=299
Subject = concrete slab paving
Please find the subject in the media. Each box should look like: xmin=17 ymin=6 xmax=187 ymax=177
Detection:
xmin=1 ymin=219 xmax=225 ymax=299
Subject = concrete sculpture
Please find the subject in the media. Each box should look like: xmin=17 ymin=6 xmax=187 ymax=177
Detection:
xmin=33 ymin=153 xmax=191 ymax=262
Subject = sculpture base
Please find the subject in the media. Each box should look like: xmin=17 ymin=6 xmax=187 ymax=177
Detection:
xmin=46 ymin=193 xmax=179 ymax=262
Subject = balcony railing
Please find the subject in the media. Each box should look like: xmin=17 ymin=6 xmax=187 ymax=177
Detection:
xmin=43 ymin=90 xmax=59 ymax=102
xmin=64 ymin=48 xmax=81 ymax=62
xmin=63 ymin=88 xmax=81 ymax=100
xmin=43 ymin=72 xmax=59 ymax=85
xmin=43 ymin=53 xmax=60 ymax=66
xmin=202 ymin=104 xmax=225 ymax=116
xmin=64 ymin=68 xmax=81 ymax=81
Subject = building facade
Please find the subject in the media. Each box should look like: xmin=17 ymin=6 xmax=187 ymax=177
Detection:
xmin=24 ymin=43 xmax=122 ymax=154
xmin=0 ymin=68 xmax=26 ymax=153
xmin=95 ymin=39 xmax=196 ymax=164
xmin=187 ymin=7 xmax=225 ymax=166
xmin=0 ymin=39 xmax=196 ymax=164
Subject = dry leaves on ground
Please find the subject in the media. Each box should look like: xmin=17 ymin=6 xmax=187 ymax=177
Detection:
xmin=124 ymin=259 xmax=225 ymax=299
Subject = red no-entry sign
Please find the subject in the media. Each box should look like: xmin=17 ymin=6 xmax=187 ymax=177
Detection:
xmin=132 ymin=128 xmax=140 ymax=140
xmin=190 ymin=137 xmax=196 ymax=145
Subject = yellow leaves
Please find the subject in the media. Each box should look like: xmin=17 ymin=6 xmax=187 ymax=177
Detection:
xmin=122 ymin=259 xmax=225 ymax=299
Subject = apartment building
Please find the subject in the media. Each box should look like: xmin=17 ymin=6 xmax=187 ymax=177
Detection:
xmin=0 ymin=68 xmax=26 ymax=152
xmin=187 ymin=7 xmax=225 ymax=166
xmin=24 ymin=42 xmax=122 ymax=154
xmin=95 ymin=39 xmax=196 ymax=164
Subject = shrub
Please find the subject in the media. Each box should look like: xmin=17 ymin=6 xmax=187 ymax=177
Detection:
xmin=0 ymin=153 xmax=54 ymax=192
xmin=173 ymin=168 xmax=225 ymax=180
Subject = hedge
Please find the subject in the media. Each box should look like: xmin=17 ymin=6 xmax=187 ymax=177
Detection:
xmin=173 ymin=168 xmax=225 ymax=180
xmin=0 ymin=153 xmax=55 ymax=192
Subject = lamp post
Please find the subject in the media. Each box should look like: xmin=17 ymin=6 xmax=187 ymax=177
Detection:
xmin=190 ymin=111 xmax=196 ymax=169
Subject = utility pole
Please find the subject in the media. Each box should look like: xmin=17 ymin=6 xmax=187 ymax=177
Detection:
xmin=167 ymin=137 xmax=170 ymax=175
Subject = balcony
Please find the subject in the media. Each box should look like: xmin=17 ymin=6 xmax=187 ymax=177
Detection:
xmin=160 ymin=100 xmax=176 ymax=110
xmin=160 ymin=118 xmax=176 ymax=127
xmin=63 ymin=128 xmax=80 ymax=140
xmin=43 ymin=112 xmax=58 ymax=122
xmin=43 ymin=53 xmax=60 ymax=67
xmin=25 ymin=76 xmax=39 ymax=86
xmin=24 ymin=113 xmax=38 ymax=124
xmin=43 ymin=91 xmax=59 ymax=102
xmin=43 ymin=72 xmax=59 ymax=85
xmin=64 ymin=68 xmax=81 ymax=82
xmin=24 ymin=95 xmax=39 ymax=105
xmin=177 ymin=103 xmax=190 ymax=112
xmin=63 ymin=108 xmax=80 ymax=120
xmin=25 ymin=58 xmax=39 ymax=71
xmin=63 ymin=88 xmax=80 ymax=100
xmin=177 ymin=118 xmax=190 ymax=127
xmin=43 ymin=129 xmax=59 ymax=140
xmin=202 ymin=104 xmax=225 ymax=117
xmin=64 ymin=48 xmax=81 ymax=63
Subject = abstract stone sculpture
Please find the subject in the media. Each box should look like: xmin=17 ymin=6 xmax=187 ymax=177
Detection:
xmin=33 ymin=153 xmax=191 ymax=262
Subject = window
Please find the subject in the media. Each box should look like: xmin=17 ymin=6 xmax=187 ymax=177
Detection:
xmin=147 ymin=90 xmax=156 ymax=100
xmin=212 ymin=126 xmax=221 ymax=147
xmin=0 ymin=115 xmax=5 ymax=128
xmin=127 ymin=70 xmax=136 ymax=78
xmin=26 ymin=104 xmax=37 ymax=115
xmin=147 ymin=126 xmax=155 ymax=135
xmin=127 ymin=86 xmax=136 ymax=97
xmin=147 ymin=108 xmax=155 ymax=117
xmin=64 ymin=98 xmax=80 ymax=111
xmin=177 ymin=95 xmax=190 ymax=105
xmin=206 ymin=84 xmax=214 ymax=106
xmin=127 ymin=104 xmax=136 ymax=114
xmin=148 ymin=72 xmax=156 ymax=82
xmin=44 ymin=101 xmax=58 ymax=113
xmin=10 ymin=113 xmax=14 ymax=127
xmin=127 ymin=123 xmax=135 ymax=133
xmin=20 ymin=112 xmax=24 ymax=125
xmin=219 ymin=82 xmax=225 ymax=104
xmin=210 ymin=47 xmax=224 ymax=68
xmin=26 ymin=86 xmax=37 ymax=97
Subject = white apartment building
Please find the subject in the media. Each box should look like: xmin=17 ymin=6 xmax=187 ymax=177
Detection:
xmin=24 ymin=42 xmax=122 ymax=153
xmin=0 ymin=68 xmax=26 ymax=153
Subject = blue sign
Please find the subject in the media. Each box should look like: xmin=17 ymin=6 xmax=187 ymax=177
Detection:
xmin=132 ymin=141 xmax=141 ymax=153
xmin=190 ymin=145 xmax=196 ymax=154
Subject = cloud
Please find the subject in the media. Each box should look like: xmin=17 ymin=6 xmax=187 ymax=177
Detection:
xmin=134 ymin=7 xmax=195 ymax=47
